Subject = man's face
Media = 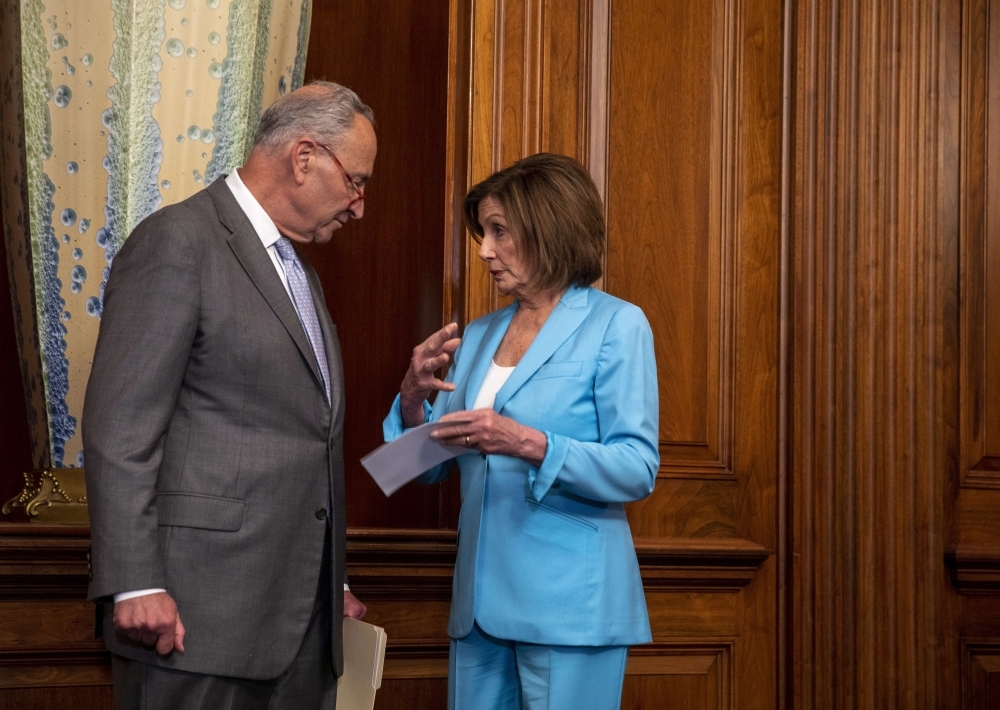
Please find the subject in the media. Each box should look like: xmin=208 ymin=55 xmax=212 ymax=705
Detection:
xmin=298 ymin=115 xmax=377 ymax=244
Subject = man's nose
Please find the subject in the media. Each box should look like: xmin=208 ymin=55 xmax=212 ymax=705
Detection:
xmin=348 ymin=199 xmax=364 ymax=220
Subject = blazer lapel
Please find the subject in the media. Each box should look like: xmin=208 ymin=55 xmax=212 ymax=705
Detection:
xmin=492 ymin=286 xmax=592 ymax=413
xmin=464 ymin=305 xmax=517 ymax=411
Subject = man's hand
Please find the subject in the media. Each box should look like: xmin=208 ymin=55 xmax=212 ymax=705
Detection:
xmin=113 ymin=592 xmax=186 ymax=655
xmin=400 ymin=323 xmax=461 ymax=427
xmin=344 ymin=589 xmax=367 ymax=619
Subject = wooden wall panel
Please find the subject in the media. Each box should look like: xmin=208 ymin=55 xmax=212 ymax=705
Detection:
xmin=961 ymin=0 xmax=1000 ymax=491
xmin=964 ymin=643 xmax=1000 ymax=710
xmin=959 ymin=0 xmax=1000 ymax=606
xmin=0 ymin=687 xmax=112 ymax=710
xmin=953 ymin=4 xmax=1000 ymax=710
xmin=622 ymin=643 xmax=732 ymax=710
xmin=0 ymin=526 xmax=111 ymax=710
xmin=605 ymin=0 xmax=730 ymax=477
xmin=302 ymin=0 xmax=454 ymax=530
xmin=791 ymin=0 xmax=963 ymax=707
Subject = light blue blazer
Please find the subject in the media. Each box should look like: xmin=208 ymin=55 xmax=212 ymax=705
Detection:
xmin=384 ymin=285 xmax=658 ymax=646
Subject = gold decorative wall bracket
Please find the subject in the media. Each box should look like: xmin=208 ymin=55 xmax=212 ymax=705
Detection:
xmin=2 ymin=469 xmax=89 ymax=524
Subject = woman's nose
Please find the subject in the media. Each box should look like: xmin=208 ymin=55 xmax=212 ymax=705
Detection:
xmin=478 ymin=236 xmax=493 ymax=261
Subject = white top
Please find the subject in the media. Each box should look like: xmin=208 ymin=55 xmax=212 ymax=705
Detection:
xmin=114 ymin=173 xmax=349 ymax=604
xmin=472 ymin=360 xmax=516 ymax=410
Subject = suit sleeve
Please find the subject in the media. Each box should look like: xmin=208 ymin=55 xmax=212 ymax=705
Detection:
xmin=382 ymin=340 xmax=463 ymax=485
xmin=527 ymin=305 xmax=660 ymax=503
xmin=83 ymin=212 xmax=201 ymax=601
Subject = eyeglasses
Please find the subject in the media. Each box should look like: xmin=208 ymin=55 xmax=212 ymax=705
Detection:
xmin=315 ymin=142 xmax=365 ymax=203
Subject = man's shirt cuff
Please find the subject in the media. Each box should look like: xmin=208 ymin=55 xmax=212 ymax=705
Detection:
xmin=114 ymin=588 xmax=167 ymax=603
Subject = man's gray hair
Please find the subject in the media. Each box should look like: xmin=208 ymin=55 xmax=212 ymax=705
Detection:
xmin=253 ymin=80 xmax=375 ymax=150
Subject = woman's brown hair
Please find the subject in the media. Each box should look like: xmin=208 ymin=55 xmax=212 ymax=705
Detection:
xmin=463 ymin=153 xmax=605 ymax=291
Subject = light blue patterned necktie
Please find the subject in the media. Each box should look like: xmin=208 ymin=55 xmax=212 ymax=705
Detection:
xmin=274 ymin=237 xmax=331 ymax=403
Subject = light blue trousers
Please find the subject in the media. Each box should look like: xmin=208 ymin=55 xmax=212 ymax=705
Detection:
xmin=448 ymin=622 xmax=629 ymax=710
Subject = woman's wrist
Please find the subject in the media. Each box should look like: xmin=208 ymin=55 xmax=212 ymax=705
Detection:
xmin=400 ymin=401 xmax=426 ymax=428
xmin=518 ymin=426 xmax=548 ymax=467
xmin=399 ymin=389 xmax=428 ymax=428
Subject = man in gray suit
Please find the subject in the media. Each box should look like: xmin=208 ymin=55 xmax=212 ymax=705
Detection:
xmin=83 ymin=81 xmax=376 ymax=709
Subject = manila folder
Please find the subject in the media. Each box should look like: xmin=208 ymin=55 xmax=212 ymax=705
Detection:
xmin=336 ymin=617 xmax=388 ymax=710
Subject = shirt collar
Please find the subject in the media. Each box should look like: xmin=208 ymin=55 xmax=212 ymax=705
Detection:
xmin=225 ymin=168 xmax=283 ymax=249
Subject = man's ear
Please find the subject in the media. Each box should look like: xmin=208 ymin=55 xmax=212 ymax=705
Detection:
xmin=289 ymin=140 xmax=315 ymax=185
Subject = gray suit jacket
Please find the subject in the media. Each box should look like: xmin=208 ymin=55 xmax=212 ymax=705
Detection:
xmin=83 ymin=177 xmax=347 ymax=680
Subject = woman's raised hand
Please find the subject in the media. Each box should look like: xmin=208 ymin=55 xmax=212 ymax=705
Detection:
xmin=400 ymin=322 xmax=462 ymax=427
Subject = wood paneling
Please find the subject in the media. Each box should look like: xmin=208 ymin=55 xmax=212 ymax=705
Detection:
xmin=964 ymin=642 xmax=1000 ymax=710
xmin=0 ymin=526 xmax=772 ymax=706
xmin=961 ymin=0 xmax=1000 ymax=491
xmin=0 ymin=687 xmax=113 ymax=710
xmin=605 ymin=0 xmax=733 ymax=478
xmin=623 ymin=643 xmax=732 ymax=710
xmin=955 ymin=4 xmax=1000 ymax=710
xmin=302 ymin=0 xmax=455 ymax=530
xmin=790 ymin=0 xmax=961 ymax=707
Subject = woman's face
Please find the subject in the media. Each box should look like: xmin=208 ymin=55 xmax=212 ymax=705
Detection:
xmin=477 ymin=197 xmax=533 ymax=298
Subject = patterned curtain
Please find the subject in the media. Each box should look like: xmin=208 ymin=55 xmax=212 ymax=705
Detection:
xmin=4 ymin=0 xmax=312 ymax=469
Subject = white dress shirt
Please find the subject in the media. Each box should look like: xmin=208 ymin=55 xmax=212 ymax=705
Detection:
xmin=115 ymin=171 xmax=348 ymax=603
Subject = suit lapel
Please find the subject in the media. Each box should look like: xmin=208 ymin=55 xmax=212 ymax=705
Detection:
xmin=226 ymin=226 xmax=326 ymax=393
xmin=208 ymin=179 xmax=326 ymax=397
xmin=492 ymin=286 xmax=592 ymax=413
xmin=464 ymin=305 xmax=517 ymax=411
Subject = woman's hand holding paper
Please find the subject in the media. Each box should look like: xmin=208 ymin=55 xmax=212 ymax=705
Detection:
xmin=431 ymin=409 xmax=547 ymax=467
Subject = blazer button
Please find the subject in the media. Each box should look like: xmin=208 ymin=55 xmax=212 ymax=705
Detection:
xmin=315 ymin=508 xmax=327 ymax=521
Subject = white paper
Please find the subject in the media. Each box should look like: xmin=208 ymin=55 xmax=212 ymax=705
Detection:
xmin=361 ymin=421 xmax=473 ymax=496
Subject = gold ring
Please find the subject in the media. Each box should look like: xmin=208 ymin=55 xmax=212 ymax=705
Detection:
xmin=465 ymin=435 xmax=471 ymax=446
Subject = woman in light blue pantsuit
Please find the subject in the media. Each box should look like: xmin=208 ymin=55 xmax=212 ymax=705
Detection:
xmin=384 ymin=153 xmax=659 ymax=710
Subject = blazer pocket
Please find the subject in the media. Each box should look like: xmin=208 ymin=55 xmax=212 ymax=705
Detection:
xmin=524 ymin=498 xmax=598 ymax=532
xmin=157 ymin=492 xmax=245 ymax=532
xmin=533 ymin=360 xmax=584 ymax=380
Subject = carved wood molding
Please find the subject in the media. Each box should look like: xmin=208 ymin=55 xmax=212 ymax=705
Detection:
xmin=0 ymin=526 xmax=768 ymax=600
xmin=0 ymin=524 xmax=91 ymax=600
xmin=0 ymin=646 xmax=109 ymax=668
xmin=345 ymin=528 xmax=458 ymax=601
xmin=634 ymin=537 xmax=769 ymax=591
xmin=964 ymin=457 xmax=1000 ymax=490
xmin=946 ymin=547 xmax=1000 ymax=593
